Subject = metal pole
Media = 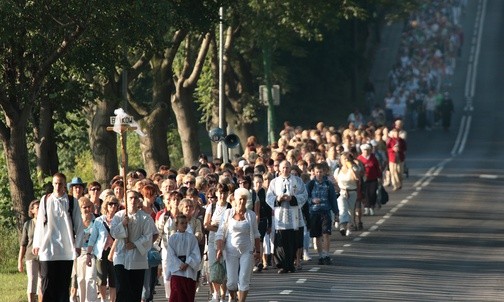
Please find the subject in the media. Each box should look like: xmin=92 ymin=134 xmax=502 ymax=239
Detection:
xmin=121 ymin=70 xmax=128 ymax=212
xmin=263 ymin=45 xmax=276 ymax=144
xmin=218 ymin=6 xmax=229 ymax=163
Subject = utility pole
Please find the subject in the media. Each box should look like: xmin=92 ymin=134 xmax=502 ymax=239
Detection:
xmin=263 ymin=45 xmax=276 ymax=145
xmin=218 ymin=6 xmax=229 ymax=163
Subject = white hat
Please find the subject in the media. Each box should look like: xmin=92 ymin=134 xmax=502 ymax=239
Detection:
xmin=360 ymin=143 xmax=372 ymax=151
xmin=238 ymin=159 xmax=247 ymax=168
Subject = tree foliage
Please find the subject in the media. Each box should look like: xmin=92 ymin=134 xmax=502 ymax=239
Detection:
xmin=0 ymin=0 xmax=421 ymax=231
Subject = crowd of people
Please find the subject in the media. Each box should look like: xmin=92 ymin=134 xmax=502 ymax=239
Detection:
xmin=15 ymin=1 xmax=468 ymax=302
xmin=17 ymin=115 xmax=409 ymax=302
xmin=372 ymin=0 xmax=464 ymax=131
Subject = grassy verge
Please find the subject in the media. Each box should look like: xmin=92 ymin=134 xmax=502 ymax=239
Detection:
xmin=0 ymin=272 xmax=27 ymax=302
xmin=0 ymin=224 xmax=27 ymax=301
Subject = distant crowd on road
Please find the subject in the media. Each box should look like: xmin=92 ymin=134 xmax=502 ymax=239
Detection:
xmin=17 ymin=1 xmax=468 ymax=302
xmin=371 ymin=0 xmax=465 ymax=131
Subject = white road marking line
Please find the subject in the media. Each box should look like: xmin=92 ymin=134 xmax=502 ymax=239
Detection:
xmin=280 ymin=290 xmax=292 ymax=295
xmin=308 ymin=267 xmax=320 ymax=272
xmin=480 ymin=174 xmax=498 ymax=179
xmin=296 ymin=279 xmax=307 ymax=284
xmin=458 ymin=116 xmax=472 ymax=155
xmin=452 ymin=116 xmax=467 ymax=155
xmin=369 ymin=225 xmax=378 ymax=231
xmin=376 ymin=219 xmax=385 ymax=225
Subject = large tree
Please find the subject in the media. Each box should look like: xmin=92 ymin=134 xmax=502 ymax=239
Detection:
xmin=0 ymin=1 xmax=95 ymax=229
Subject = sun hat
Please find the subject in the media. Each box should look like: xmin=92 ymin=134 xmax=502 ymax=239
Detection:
xmin=67 ymin=177 xmax=87 ymax=191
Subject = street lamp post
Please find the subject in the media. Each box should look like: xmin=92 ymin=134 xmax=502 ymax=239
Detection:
xmin=218 ymin=6 xmax=229 ymax=163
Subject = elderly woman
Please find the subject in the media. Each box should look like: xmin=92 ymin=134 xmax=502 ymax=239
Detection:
xmin=216 ymin=188 xmax=261 ymax=302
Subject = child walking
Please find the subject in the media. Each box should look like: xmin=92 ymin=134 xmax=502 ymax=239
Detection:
xmin=166 ymin=215 xmax=201 ymax=302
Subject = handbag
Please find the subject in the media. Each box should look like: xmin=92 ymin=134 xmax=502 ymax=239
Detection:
xmin=378 ymin=185 xmax=389 ymax=205
xmin=209 ymin=260 xmax=226 ymax=284
xmin=147 ymin=247 xmax=162 ymax=267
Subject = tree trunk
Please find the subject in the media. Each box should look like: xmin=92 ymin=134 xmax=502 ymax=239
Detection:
xmin=170 ymin=34 xmax=211 ymax=167
xmin=136 ymin=53 xmax=175 ymax=176
xmin=34 ymin=102 xmax=58 ymax=184
xmin=171 ymin=87 xmax=200 ymax=167
xmin=138 ymin=103 xmax=171 ymax=176
xmin=89 ymin=98 xmax=119 ymax=187
xmin=2 ymin=124 xmax=35 ymax=231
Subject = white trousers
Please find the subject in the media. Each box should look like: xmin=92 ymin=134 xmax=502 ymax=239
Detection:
xmin=225 ymin=251 xmax=254 ymax=292
xmin=76 ymin=253 xmax=98 ymax=302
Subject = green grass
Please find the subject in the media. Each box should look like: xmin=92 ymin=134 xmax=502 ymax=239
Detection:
xmin=0 ymin=272 xmax=27 ymax=301
xmin=0 ymin=225 xmax=27 ymax=301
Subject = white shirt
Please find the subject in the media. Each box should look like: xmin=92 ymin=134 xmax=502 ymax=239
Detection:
xmin=33 ymin=193 xmax=84 ymax=261
xmin=110 ymin=209 xmax=155 ymax=270
xmin=226 ymin=218 xmax=252 ymax=255
xmin=334 ymin=168 xmax=358 ymax=190
xmin=215 ymin=209 xmax=260 ymax=254
xmin=266 ymin=175 xmax=308 ymax=230
xmin=166 ymin=231 xmax=201 ymax=281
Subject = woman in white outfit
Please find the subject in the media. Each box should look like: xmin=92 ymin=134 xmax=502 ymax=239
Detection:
xmin=216 ymin=188 xmax=261 ymax=302
xmin=334 ymin=152 xmax=359 ymax=236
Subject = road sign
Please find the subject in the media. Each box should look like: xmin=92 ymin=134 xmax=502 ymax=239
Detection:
xmin=259 ymin=85 xmax=280 ymax=106
xmin=110 ymin=115 xmax=134 ymax=125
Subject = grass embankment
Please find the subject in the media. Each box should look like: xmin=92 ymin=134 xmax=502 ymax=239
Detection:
xmin=0 ymin=226 xmax=27 ymax=301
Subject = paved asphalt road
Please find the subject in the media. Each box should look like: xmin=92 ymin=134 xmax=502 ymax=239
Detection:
xmin=154 ymin=1 xmax=504 ymax=301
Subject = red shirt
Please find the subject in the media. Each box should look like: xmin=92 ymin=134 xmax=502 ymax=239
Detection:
xmin=357 ymin=153 xmax=382 ymax=181
xmin=386 ymin=137 xmax=407 ymax=163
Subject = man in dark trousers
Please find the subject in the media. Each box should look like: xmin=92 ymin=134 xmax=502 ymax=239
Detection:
xmin=33 ymin=172 xmax=84 ymax=302
xmin=266 ymin=160 xmax=308 ymax=273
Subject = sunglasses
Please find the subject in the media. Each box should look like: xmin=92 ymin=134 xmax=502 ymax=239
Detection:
xmin=185 ymin=181 xmax=195 ymax=185
xmin=207 ymin=196 xmax=217 ymax=199
xmin=89 ymin=187 xmax=101 ymax=191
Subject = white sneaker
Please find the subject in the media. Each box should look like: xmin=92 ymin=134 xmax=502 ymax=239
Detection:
xmin=346 ymin=229 xmax=351 ymax=236
xmin=209 ymin=294 xmax=220 ymax=302
xmin=363 ymin=208 xmax=369 ymax=215
xmin=303 ymin=251 xmax=312 ymax=261
xmin=369 ymin=208 xmax=375 ymax=216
